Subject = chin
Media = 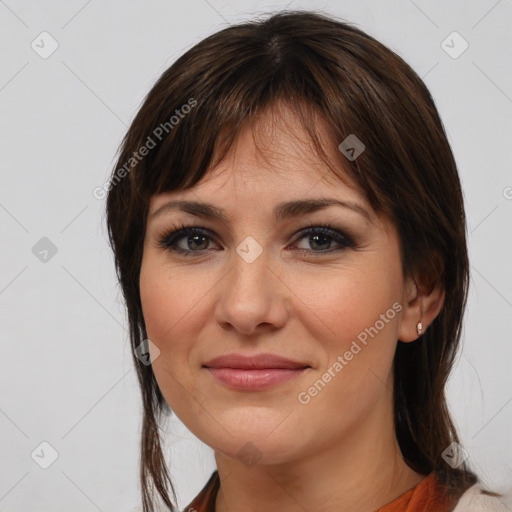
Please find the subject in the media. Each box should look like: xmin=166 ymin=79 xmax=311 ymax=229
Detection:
xmin=212 ymin=435 xmax=302 ymax=467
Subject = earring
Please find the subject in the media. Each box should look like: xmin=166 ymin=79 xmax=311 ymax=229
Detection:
xmin=416 ymin=295 xmax=424 ymax=336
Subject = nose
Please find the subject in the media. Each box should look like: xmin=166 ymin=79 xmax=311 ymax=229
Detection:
xmin=214 ymin=246 xmax=289 ymax=336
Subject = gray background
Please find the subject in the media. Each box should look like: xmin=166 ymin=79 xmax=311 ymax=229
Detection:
xmin=1 ymin=1 xmax=511 ymax=511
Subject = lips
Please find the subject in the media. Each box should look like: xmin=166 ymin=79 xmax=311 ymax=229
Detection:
xmin=202 ymin=353 xmax=311 ymax=390
xmin=202 ymin=353 xmax=311 ymax=370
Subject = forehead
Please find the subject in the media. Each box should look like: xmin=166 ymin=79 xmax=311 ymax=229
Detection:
xmin=150 ymin=102 xmax=364 ymax=210
xmin=214 ymin=102 xmax=350 ymax=179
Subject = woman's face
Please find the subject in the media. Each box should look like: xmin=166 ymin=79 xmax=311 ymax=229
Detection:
xmin=139 ymin=106 xmax=416 ymax=466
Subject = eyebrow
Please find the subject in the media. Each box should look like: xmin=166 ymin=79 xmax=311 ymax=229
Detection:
xmin=150 ymin=198 xmax=372 ymax=223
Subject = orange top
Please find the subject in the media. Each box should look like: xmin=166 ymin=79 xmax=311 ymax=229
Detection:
xmin=375 ymin=472 xmax=455 ymax=511
xmin=184 ymin=470 xmax=461 ymax=512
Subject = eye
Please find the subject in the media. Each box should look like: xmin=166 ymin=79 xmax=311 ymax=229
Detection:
xmin=291 ymin=223 xmax=357 ymax=255
xmin=156 ymin=224 xmax=219 ymax=256
xmin=155 ymin=222 xmax=357 ymax=257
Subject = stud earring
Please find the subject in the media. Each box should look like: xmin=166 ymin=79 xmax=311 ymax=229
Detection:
xmin=416 ymin=294 xmax=424 ymax=336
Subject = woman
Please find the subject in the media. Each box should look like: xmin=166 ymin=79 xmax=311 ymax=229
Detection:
xmin=105 ymin=10 xmax=509 ymax=512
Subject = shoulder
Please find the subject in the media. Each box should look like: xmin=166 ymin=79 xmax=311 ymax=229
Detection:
xmin=452 ymin=483 xmax=512 ymax=511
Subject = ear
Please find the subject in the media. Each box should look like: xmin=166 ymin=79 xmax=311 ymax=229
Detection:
xmin=398 ymin=272 xmax=445 ymax=343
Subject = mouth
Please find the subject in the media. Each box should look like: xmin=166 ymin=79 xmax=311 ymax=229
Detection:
xmin=204 ymin=367 xmax=310 ymax=390
xmin=202 ymin=353 xmax=311 ymax=390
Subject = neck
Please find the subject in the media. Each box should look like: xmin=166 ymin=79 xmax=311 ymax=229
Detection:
xmin=213 ymin=391 xmax=426 ymax=512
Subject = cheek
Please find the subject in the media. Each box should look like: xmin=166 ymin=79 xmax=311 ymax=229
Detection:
xmin=139 ymin=257 xmax=221 ymax=407
xmin=139 ymin=261 xmax=196 ymax=397
xmin=139 ymin=260 xmax=207 ymax=417
xmin=139 ymin=260 xmax=207 ymax=346
xmin=291 ymin=265 xmax=402 ymax=409
xmin=293 ymin=263 xmax=402 ymax=347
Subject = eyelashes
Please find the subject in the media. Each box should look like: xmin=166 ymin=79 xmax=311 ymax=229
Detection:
xmin=155 ymin=222 xmax=358 ymax=258
xmin=156 ymin=224 xmax=214 ymax=257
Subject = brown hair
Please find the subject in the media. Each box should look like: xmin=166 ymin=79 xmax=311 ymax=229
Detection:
xmin=105 ymin=10 xmax=480 ymax=511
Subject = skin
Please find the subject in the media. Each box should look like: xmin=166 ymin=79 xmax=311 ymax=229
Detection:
xmin=139 ymin=103 xmax=445 ymax=512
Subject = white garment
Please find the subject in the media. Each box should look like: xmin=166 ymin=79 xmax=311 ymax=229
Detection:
xmin=452 ymin=483 xmax=512 ymax=511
